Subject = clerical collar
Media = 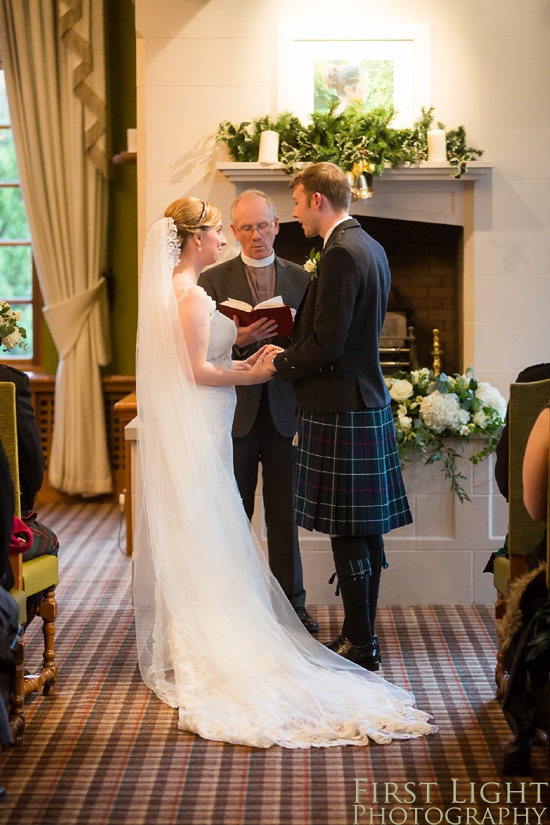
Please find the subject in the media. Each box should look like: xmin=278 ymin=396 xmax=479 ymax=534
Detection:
xmin=241 ymin=251 xmax=275 ymax=268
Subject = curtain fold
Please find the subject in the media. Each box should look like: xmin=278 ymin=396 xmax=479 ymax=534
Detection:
xmin=0 ymin=0 xmax=112 ymax=495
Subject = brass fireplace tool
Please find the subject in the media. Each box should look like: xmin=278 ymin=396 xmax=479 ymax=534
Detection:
xmin=431 ymin=328 xmax=443 ymax=377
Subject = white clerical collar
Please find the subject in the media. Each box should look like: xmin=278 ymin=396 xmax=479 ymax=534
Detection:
xmin=241 ymin=251 xmax=275 ymax=268
xmin=323 ymin=216 xmax=350 ymax=247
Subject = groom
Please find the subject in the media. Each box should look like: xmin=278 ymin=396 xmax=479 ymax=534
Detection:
xmin=263 ymin=162 xmax=412 ymax=670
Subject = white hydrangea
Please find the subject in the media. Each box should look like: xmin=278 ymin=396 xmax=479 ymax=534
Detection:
xmin=474 ymin=383 xmax=506 ymax=420
xmin=419 ymin=390 xmax=470 ymax=434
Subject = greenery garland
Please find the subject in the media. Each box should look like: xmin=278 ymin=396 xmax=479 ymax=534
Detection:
xmin=216 ymin=105 xmax=483 ymax=180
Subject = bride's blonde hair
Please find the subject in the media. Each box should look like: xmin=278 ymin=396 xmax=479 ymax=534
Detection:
xmin=165 ymin=197 xmax=221 ymax=249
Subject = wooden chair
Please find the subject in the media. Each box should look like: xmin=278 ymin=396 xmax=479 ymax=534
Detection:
xmin=0 ymin=381 xmax=58 ymax=741
xmin=494 ymin=378 xmax=550 ymax=698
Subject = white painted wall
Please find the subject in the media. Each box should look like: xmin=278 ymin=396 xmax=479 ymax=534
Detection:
xmin=134 ymin=0 xmax=550 ymax=603
xmin=135 ymin=0 xmax=550 ymax=396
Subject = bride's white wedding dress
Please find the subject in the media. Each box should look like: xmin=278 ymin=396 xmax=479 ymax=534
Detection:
xmin=133 ymin=217 xmax=436 ymax=749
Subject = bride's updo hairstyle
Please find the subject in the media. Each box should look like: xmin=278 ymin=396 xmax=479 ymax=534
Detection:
xmin=164 ymin=197 xmax=221 ymax=249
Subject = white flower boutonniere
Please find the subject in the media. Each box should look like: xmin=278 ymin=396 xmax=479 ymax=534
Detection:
xmin=303 ymin=248 xmax=321 ymax=281
xmin=0 ymin=300 xmax=27 ymax=353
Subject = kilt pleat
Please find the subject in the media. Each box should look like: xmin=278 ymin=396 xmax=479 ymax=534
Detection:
xmin=295 ymin=406 xmax=412 ymax=535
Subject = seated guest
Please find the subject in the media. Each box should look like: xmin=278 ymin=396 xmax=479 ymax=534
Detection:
xmin=0 ymin=440 xmax=22 ymax=791
xmin=0 ymin=365 xmax=58 ymax=562
xmin=500 ymin=399 xmax=550 ymax=775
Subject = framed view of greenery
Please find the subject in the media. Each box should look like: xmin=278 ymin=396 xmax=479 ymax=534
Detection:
xmin=277 ymin=25 xmax=430 ymax=129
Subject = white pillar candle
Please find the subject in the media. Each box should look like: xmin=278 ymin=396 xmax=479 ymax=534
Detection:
xmin=258 ymin=130 xmax=279 ymax=164
xmin=127 ymin=128 xmax=137 ymax=153
xmin=427 ymin=128 xmax=446 ymax=162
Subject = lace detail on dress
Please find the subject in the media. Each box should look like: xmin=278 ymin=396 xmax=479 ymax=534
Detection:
xmin=176 ymin=285 xmax=216 ymax=316
xmin=166 ymin=217 xmax=181 ymax=270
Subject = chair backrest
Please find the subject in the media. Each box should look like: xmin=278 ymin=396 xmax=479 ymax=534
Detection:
xmin=0 ymin=382 xmax=23 ymax=589
xmin=547 ymin=410 xmax=550 ymax=590
xmin=508 ymin=379 xmax=550 ymax=557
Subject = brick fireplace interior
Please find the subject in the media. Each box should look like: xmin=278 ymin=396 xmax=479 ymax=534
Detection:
xmin=274 ymin=216 xmax=463 ymax=376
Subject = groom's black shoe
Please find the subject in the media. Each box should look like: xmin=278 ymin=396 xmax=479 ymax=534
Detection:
xmin=295 ymin=606 xmax=318 ymax=634
xmin=325 ymin=634 xmax=381 ymax=671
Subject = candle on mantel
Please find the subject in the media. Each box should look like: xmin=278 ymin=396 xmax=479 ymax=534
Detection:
xmin=427 ymin=128 xmax=446 ymax=162
xmin=127 ymin=128 xmax=137 ymax=153
xmin=258 ymin=130 xmax=279 ymax=164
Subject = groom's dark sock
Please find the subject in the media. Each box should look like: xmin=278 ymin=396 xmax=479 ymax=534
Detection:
xmin=330 ymin=536 xmax=372 ymax=647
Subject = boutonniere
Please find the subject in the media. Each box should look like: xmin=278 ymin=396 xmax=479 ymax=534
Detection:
xmin=303 ymin=248 xmax=321 ymax=281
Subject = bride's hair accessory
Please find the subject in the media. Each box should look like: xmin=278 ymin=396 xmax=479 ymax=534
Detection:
xmin=196 ymin=200 xmax=207 ymax=224
xmin=166 ymin=217 xmax=182 ymax=269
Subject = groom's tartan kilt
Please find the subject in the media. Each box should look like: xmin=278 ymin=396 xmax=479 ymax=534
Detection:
xmin=295 ymin=405 xmax=412 ymax=535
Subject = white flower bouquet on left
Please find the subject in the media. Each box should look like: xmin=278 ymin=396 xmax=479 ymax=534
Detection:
xmin=387 ymin=367 xmax=506 ymax=502
xmin=0 ymin=301 xmax=27 ymax=353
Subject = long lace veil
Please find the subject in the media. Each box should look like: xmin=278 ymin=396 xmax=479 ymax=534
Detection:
xmin=133 ymin=217 xmax=434 ymax=748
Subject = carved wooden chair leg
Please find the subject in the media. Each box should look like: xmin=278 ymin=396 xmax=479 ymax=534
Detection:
xmin=39 ymin=586 xmax=57 ymax=695
xmin=9 ymin=637 xmax=26 ymax=743
xmin=23 ymin=587 xmax=57 ymax=698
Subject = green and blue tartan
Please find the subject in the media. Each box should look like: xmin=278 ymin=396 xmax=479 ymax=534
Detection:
xmin=295 ymin=405 xmax=412 ymax=535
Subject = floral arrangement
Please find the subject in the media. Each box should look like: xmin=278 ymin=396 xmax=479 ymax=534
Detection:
xmin=216 ymin=105 xmax=483 ymax=181
xmin=303 ymin=248 xmax=320 ymax=280
xmin=0 ymin=301 xmax=26 ymax=353
xmin=387 ymin=367 xmax=506 ymax=502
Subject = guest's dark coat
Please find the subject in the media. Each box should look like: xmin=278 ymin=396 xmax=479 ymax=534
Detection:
xmin=0 ymin=365 xmax=45 ymax=510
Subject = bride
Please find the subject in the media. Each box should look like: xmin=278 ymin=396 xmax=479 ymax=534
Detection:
xmin=133 ymin=196 xmax=436 ymax=748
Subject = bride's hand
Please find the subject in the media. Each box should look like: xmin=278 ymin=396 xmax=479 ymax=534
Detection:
xmin=244 ymin=353 xmax=276 ymax=384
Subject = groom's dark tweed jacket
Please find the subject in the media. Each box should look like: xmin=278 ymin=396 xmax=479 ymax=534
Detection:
xmin=274 ymin=218 xmax=391 ymax=413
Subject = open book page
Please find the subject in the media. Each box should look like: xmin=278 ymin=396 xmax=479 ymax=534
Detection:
xmin=220 ymin=296 xmax=286 ymax=311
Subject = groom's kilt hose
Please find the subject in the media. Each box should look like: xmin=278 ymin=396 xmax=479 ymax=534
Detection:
xmin=295 ymin=405 xmax=412 ymax=535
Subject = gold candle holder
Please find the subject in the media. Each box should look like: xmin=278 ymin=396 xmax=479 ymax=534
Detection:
xmin=432 ymin=328 xmax=443 ymax=377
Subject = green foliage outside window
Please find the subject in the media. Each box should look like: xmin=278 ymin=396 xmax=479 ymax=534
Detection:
xmin=0 ymin=70 xmax=33 ymax=359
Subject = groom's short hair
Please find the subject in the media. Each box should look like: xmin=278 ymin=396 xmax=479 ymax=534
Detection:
xmin=292 ymin=162 xmax=351 ymax=212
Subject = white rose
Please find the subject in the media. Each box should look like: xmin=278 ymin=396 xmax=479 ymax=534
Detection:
xmin=2 ymin=329 xmax=21 ymax=349
xmin=15 ymin=311 xmax=22 ymax=321
xmin=384 ymin=376 xmax=393 ymax=389
xmin=473 ymin=410 xmax=487 ymax=429
xmin=398 ymin=414 xmax=412 ymax=433
xmin=303 ymin=260 xmax=316 ymax=273
xmin=389 ymin=379 xmax=414 ymax=402
xmin=459 ymin=425 xmax=471 ymax=437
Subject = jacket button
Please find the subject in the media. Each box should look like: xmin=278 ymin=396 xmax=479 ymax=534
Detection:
xmin=291 ymin=366 xmax=295 ymax=370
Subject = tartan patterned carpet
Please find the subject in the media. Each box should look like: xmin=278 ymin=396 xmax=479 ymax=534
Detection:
xmin=1 ymin=502 xmax=548 ymax=825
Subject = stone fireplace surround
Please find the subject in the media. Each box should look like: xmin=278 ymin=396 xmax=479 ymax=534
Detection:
xmin=215 ymin=161 xmax=506 ymax=606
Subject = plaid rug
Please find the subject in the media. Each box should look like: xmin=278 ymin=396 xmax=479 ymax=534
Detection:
xmin=1 ymin=503 xmax=548 ymax=825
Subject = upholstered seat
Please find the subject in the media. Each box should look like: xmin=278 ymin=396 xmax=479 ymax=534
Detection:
xmin=0 ymin=381 xmax=58 ymax=741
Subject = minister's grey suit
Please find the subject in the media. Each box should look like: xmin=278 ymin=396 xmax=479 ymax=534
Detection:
xmin=199 ymin=254 xmax=309 ymax=608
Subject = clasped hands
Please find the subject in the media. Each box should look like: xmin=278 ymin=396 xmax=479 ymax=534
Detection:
xmin=241 ymin=344 xmax=283 ymax=378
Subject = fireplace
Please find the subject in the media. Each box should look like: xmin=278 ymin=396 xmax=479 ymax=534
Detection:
xmin=274 ymin=216 xmax=463 ymax=375
xmin=217 ymin=160 xmax=494 ymax=377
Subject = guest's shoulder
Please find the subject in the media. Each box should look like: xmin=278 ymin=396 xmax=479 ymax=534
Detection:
xmin=0 ymin=364 xmax=27 ymax=386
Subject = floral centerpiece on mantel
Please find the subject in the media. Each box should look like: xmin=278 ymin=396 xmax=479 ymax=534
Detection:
xmin=387 ymin=368 xmax=506 ymax=502
xmin=216 ymin=105 xmax=483 ymax=181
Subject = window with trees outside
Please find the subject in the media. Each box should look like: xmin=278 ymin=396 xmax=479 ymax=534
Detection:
xmin=0 ymin=65 xmax=41 ymax=365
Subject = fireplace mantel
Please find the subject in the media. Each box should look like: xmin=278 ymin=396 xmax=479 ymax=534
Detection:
xmin=216 ymin=161 xmax=494 ymax=228
xmin=217 ymin=160 xmax=494 ymax=184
